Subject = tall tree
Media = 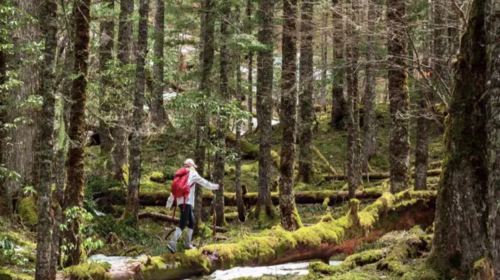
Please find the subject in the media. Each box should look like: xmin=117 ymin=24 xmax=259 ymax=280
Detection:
xmin=151 ymin=0 xmax=167 ymax=127
xmin=35 ymin=0 xmax=58 ymax=276
xmin=64 ymin=0 xmax=91 ymax=266
xmin=345 ymin=0 xmax=361 ymax=198
xmin=123 ymin=0 xmax=150 ymax=222
xmin=298 ymin=0 xmax=314 ymax=184
xmin=246 ymin=0 xmax=254 ymax=133
xmin=98 ymin=0 xmax=115 ymax=160
xmin=414 ymin=98 xmax=429 ymax=191
xmin=320 ymin=10 xmax=328 ymax=110
xmin=279 ymin=0 xmax=301 ymax=231
xmin=112 ymin=0 xmax=134 ymax=181
xmin=0 ymin=7 xmax=7 ymax=216
xmin=331 ymin=0 xmax=346 ymax=129
xmin=387 ymin=0 xmax=410 ymax=193
xmin=485 ymin=0 xmax=500 ymax=275
xmin=361 ymin=0 xmax=378 ymax=173
xmin=214 ymin=1 xmax=231 ymax=227
xmin=428 ymin=0 xmax=488 ymax=276
xmin=194 ymin=0 xmax=215 ymax=232
xmin=255 ymin=0 xmax=274 ymax=217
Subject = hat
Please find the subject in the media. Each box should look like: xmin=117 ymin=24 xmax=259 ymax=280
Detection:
xmin=184 ymin=158 xmax=197 ymax=168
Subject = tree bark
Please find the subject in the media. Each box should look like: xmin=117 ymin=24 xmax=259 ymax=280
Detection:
xmin=64 ymin=0 xmax=91 ymax=266
xmin=35 ymin=0 xmax=58 ymax=277
xmin=387 ymin=0 xmax=410 ymax=194
xmin=0 ymin=10 xmax=7 ymax=216
xmin=194 ymin=0 xmax=215 ymax=233
xmin=346 ymin=0 xmax=361 ymax=199
xmin=256 ymin=0 xmax=275 ymax=217
xmin=279 ymin=0 xmax=300 ymax=231
xmin=214 ymin=1 xmax=231 ymax=227
xmin=331 ymin=0 xmax=346 ymax=130
xmin=485 ymin=0 xmax=500 ymax=275
xmin=320 ymin=11 xmax=328 ymax=110
xmin=298 ymin=0 xmax=314 ymax=184
xmin=151 ymin=0 xmax=166 ymax=128
xmin=414 ymin=100 xmax=429 ymax=191
xmin=361 ymin=0 xmax=378 ymax=173
xmin=98 ymin=0 xmax=114 ymax=162
xmin=123 ymin=0 xmax=149 ymax=222
xmin=428 ymin=0 xmax=489 ymax=276
xmin=246 ymin=0 xmax=254 ymax=133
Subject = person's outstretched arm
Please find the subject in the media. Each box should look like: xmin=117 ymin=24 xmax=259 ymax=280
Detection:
xmin=191 ymin=172 xmax=218 ymax=190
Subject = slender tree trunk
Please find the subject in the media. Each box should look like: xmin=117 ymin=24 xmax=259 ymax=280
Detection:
xmin=0 ymin=18 xmax=7 ymax=216
xmin=346 ymin=0 xmax=361 ymax=198
xmin=35 ymin=0 xmax=57 ymax=277
xmin=331 ymin=0 xmax=346 ymax=130
xmin=320 ymin=11 xmax=328 ymax=111
xmin=485 ymin=0 xmax=500 ymax=275
xmin=428 ymin=0 xmax=489 ymax=276
xmin=113 ymin=0 xmax=134 ymax=181
xmin=298 ymin=0 xmax=314 ymax=184
xmin=414 ymin=99 xmax=429 ymax=191
xmin=361 ymin=0 xmax=378 ymax=173
xmin=99 ymin=0 xmax=114 ymax=161
xmin=246 ymin=0 xmax=253 ymax=132
xmin=256 ymin=0 xmax=275 ymax=216
xmin=64 ymin=0 xmax=91 ymax=266
xmin=387 ymin=0 xmax=410 ymax=194
xmin=123 ymin=0 xmax=149 ymax=222
xmin=151 ymin=0 xmax=166 ymax=128
xmin=214 ymin=1 xmax=231 ymax=227
xmin=279 ymin=0 xmax=301 ymax=231
xmin=194 ymin=0 xmax=215 ymax=232
xmin=433 ymin=0 xmax=446 ymax=88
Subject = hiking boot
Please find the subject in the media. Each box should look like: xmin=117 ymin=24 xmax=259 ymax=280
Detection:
xmin=185 ymin=244 xmax=196 ymax=250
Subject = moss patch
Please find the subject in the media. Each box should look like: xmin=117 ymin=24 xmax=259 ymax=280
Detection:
xmin=18 ymin=198 xmax=38 ymax=228
xmin=62 ymin=262 xmax=112 ymax=280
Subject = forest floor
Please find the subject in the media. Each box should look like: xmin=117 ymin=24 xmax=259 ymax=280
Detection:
xmin=0 ymin=105 xmax=445 ymax=280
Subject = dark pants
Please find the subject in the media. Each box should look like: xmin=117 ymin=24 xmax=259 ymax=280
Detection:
xmin=178 ymin=204 xmax=194 ymax=230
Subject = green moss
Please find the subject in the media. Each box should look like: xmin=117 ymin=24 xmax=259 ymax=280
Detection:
xmin=473 ymin=258 xmax=486 ymax=272
xmin=18 ymin=198 xmax=37 ymax=227
xmin=150 ymin=171 xmax=165 ymax=182
xmin=0 ymin=268 xmax=32 ymax=280
xmin=401 ymin=264 xmax=443 ymax=280
xmin=62 ymin=262 xmax=112 ymax=280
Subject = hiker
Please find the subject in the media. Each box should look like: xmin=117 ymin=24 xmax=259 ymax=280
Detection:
xmin=165 ymin=158 xmax=219 ymax=253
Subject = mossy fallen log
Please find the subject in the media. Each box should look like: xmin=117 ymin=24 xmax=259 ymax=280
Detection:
xmin=79 ymin=190 xmax=436 ymax=280
xmin=138 ymin=212 xmax=228 ymax=233
xmin=99 ymin=188 xmax=384 ymax=207
xmin=325 ymin=169 xmax=442 ymax=181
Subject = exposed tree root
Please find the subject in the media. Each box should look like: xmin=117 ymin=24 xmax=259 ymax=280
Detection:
xmin=66 ymin=190 xmax=436 ymax=280
xmin=137 ymin=212 xmax=229 ymax=233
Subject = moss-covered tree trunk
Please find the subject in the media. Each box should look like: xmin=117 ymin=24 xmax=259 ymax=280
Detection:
xmin=256 ymin=0 xmax=275 ymax=217
xmin=35 ymin=0 xmax=57 ymax=277
xmin=151 ymin=0 xmax=166 ymax=128
xmin=298 ymin=0 xmax=314 ymax=184
xmin=214 ymin=1 xmax=231 ymax=227
xmin=346 ymin=0 xmax=361 ymax=199
xmin=112 ymin=0 xmax=133 ymax=181
xmin=387 ymin=0 xmax=410 ymax=194
xmin=123 ymin=0 xmax=149 ymax=222
xmin=194 ymin=0 xmax=215 ymax=232
xmin=428 ymin=0 xmax=489 ymax=276
xmin=279 ymin=0 xmax=300 ymax=231
xmin=485 ymin=0 xmax=500 ymax=275
xmin=64 ymin=0 xmax=91 ymax=266
xmin=330 ymin=0 xmax=346 ymax=130
xmin=361 ymin=0 xmax=378 ymax=173
xmin=98 ymin=0 xmax=114 ymax=162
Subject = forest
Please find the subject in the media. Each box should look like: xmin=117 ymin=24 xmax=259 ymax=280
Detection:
xmin=0 ymin=0 xmax=499 ymax=279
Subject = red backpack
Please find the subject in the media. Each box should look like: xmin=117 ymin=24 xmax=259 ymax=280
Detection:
xmin=170 ymin=168 xmax=194 ymax=218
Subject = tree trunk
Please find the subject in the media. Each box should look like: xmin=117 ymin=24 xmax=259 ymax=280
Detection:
xmin=428 ymin=0 xmax=489 ymax=276
xmin=330 ymin=0 xmax=346 ymax=130
xmin=320 ymin=11 xmax=328 ymax=110
xmin=361 ymin=0 xmax=378 ymax=173
xmin=255 ymin=0 xmax=275 ymax=217
xmin=194 ymin=0 xmax=215 ymax=233
xmin=214 ymin=1 xmax=231 ymax=227
xmin=246 ymin=0 xmax=253 ymax=133
xmin=64 ymin=0 xmax=91 ymax=266
xmin=433 ymin=0 xmax=447 ymax=89
xmin=485 ymin=0 xmax=500 ymax=275
xmin=123 ymin=0 xmax=149 ymax=222
xmin=113 ymin=0 xmax=134 ymax=181
xmin=151 ymin=0 xmax=166 ymax=128
xmin=98 ymin=0 xmax=114 ymax=161
xmin=35 ymin=0 xmax=57 ymax=277
xmin=387 ymin=0 xmax=410 ymax=194
xmin=279 ymin=0 xmax=301 ymax=231
xmin=0 ymin=13 xmax=7 ymax=216
xmin=414 ymin=100 xmax=429 ymax=191
xmin=298 ymin=0 xmax=314 ymax=184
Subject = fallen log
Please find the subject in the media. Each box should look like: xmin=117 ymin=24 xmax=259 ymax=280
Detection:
xmin=138 ymin=212 xmax=228 ymax=233
xmin=64 ymin=190 xmax=436 ymax=280
xmin=324 ymin=169 xmax=441 ymax=181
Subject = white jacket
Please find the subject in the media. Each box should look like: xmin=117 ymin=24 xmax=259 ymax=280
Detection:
xmin=166 ymin=170 xmax=218 ymax=208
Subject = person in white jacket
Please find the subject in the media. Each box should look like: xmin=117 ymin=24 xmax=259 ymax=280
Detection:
xmin=166 ymin=158 xmax=219 ymax=253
